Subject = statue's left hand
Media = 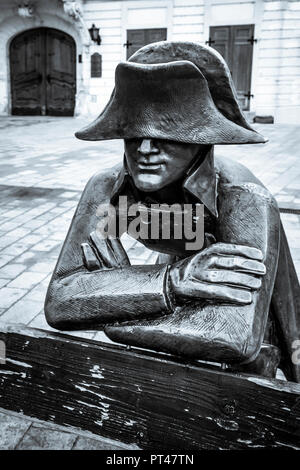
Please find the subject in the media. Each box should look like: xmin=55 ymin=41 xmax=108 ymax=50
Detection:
xmin=169 ymin=242 xmax=265 ymax=305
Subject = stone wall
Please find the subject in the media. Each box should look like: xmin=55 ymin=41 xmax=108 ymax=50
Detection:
xmin=256 ymin=0 xmax=300 ymax=123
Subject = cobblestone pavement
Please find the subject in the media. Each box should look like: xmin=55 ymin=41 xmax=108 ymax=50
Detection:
xmin=0 ymin=116 xmax=299 ymax=449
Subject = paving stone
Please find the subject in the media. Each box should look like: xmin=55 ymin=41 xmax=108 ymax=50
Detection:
xmin=2 ymin=209 xmax=27 ymax=219
xmin=0 ymin=236 xmax=17 ymax=248
xmin=0 ymin=299 xmax=42 ymax=324
xmin=0 ymin=221 xmax=23 ymax=231
xmin=31 ymin=239 xmax=61 ymax=252
xmin=60 ymin=191 xmax=78 ymax=198
xmin=1 ymin=243 xmax=28 ymax=256
xmin=10 ymin=213 xmax=38 ymax=224
xmin=64 ymin=330 xmax=96 ymax=340
xmin=32 ymin=224 xmax=61 ymax=237
xmin=22 ymin=219 xmax=46 ymax=230
xmin=0 ymin=287 xmax=26 ymax=309
xmin=22 ymin=284 xmax=48 ymax=303
xmin=59 ymin=200 xmax=77 ymax=207
xmin=7 ymin=271 xmax=48 ymax=289
xmin=16 ymin=424 xmax=77 ymax=450
xmin=28 ymin=312 xmax=53 ymax=330
xmin=0 ymin=279 xmax=8 ymax=288
xmin=0 ymin=263 xmax=27 ymax=279
xmin=23 ymin=207 xmax=51 ymax=217
xmin=47 ymin=231 xmax=67 ymax=242
xmin=93 ymin=330 xmax=115 ymax=344
xmin=0 ymin=254 xmax=15 ymax=268
xmin=48 ymin=207 xmax=68 ymax=215
xmin=28 ymin=261 xmax=56 ymax=273
xmin=72 ymin=436 xmax=124 ymax=450
xmin=276 ymin=195 xmax=295 ymax=203
xmin=0 ymin=412 xmax=32 ymax=450
xmin=37 ymin=212 xmax=58 ymax=222
xmin=6 ymin=227 xmax=31 ymax=239
xmin=19 ymin=234 xmax=45 ymax=246
xmin=14 ymin=251 xmax=36 ymax=263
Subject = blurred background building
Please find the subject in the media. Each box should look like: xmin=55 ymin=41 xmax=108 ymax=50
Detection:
xmin=0 ymin=0 xmax=299 ymax=123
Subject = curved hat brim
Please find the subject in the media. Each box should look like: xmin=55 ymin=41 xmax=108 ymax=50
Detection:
xmin=76 ymin=60 xmax=266 ymax=145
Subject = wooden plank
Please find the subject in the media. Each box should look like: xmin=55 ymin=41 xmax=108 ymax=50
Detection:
xmin=0 ymin=323 xmax=299 ymax=450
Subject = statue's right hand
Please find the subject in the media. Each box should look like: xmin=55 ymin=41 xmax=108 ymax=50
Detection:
xmin=169 ymin=243 xmax=266 ymax=305
xmin=81 ymin=231 xmax=130 ymax=271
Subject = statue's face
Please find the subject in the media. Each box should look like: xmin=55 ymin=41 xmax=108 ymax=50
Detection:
xmin=124 ymin=138 xmax=202 ymax=192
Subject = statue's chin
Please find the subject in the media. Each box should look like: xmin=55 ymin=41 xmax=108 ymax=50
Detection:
xmin=133 ymin=174 xmax=167 ymax=192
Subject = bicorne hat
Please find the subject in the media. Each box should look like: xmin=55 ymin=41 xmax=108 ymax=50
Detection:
xmin=75 ymin=41 xmax=266 ymax=145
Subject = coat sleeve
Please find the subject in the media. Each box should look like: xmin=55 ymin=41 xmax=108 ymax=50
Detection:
xmin=44 ymin=170 xmax=173 ymax=330
xmin=105 ymin=183 xmax=281 ymax=365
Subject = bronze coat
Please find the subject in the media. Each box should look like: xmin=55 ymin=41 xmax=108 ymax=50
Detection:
xmin=45 ymin=154 xmax=300 ymax=383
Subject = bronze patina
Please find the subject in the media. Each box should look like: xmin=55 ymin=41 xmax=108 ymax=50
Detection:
xmin=45 ymin=42 xmax=300 ymax=383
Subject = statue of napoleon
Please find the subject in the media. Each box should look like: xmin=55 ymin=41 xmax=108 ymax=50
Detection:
xmin=45 ymin=42 xmax=300 ymax=383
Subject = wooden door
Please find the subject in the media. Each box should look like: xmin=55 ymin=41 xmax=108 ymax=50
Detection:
xmin=45 ymin=29 xmax=76 ymax=116
xmin=10 ymin=29 xmax=44 ymax=115
xmin=10 ymin=28 xmax=76 ymax=116
xmin=126 ymin=28 xmax=167 ymax=59
xmin=210 ymin=25 xmax=254 ymax=110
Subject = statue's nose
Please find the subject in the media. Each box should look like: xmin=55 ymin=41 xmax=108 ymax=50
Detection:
xmin=138 ymin=139 xmax=159 ymax=155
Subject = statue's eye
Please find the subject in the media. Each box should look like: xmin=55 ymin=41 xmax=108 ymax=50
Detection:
xmin=125 ymin=138 xmax=142 ymax=145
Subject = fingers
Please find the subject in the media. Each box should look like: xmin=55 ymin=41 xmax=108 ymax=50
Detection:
xmin=108 ymin=237 xmax=131 ymax=267
xmin=199 ymin=270 xmax=262 ymax=290
xmin=89 ymin=231 xmax=114 ymax=267
xmin=209 ymin=256 xmax=266 ymax=275
xmin=205 ymin=284 xmax=253 ymax=305
xmin=186 ymin=280 xmax=253 ymax=305
xmin=89 ymin=231 xmax=131 ymax=268
xmin=81 ymin=243 xmax=101 ymax=271
xmin=83 ymin=231 xmax=130 ymax=270
xmin=205 ymin=243 xmax=264 ymax=261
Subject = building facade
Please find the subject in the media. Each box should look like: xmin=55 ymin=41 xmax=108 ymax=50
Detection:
xmin=0 ymin=0 xmax=299 ymax=123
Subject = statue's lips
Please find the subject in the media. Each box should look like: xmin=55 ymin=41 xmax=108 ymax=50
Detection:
xmin=137 ymin=161 xmax=166 ymax=171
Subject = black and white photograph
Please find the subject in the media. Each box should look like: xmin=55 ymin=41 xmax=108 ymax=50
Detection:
xmin=0 ymin=0 xmax=299 ymax=454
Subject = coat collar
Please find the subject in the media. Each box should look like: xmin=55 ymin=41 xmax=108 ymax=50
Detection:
xmin=183 ymin=147 xmax=218 ymax=217
xmin=111 ymin=147 xmax=218 ymax=217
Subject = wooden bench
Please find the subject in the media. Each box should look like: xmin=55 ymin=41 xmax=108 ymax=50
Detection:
xmin=0 ymin=323 xmax=299 ymax=449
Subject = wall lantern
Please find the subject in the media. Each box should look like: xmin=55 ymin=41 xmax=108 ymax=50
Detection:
xmin=89 ymin=24 xmax=101 ymax=45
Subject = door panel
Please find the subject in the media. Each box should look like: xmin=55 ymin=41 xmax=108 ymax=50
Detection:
xmin=46 ymin=29 xmax=76 ymax=116
xmin=10 ymin=30 xmax=44 ymax=115
xmin=231 ymin=25 xmax=254 ymax=110
xmin=126 ymin=30 xmax=146 ymax=59
xmin=126 ymin=28 xmax=167 ymax=59
xmin=10 ymin=28 xmax=76 ymax=116
xmin=210 ymin=25 xmax=254 ymax=111
xmin=210 ymin=26 xmax=231 ymax=68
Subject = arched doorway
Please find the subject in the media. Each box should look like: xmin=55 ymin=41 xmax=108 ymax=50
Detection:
xmin=10 ymin=28 xmax=76 ymax=116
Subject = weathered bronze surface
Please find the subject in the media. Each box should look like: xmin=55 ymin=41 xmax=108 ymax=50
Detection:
xmin=45 ymin=41 xmax=300 ymax=382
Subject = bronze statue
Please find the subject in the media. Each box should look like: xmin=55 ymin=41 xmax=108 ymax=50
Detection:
xmin=45 ymin=42 xmax=300 ymax=383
